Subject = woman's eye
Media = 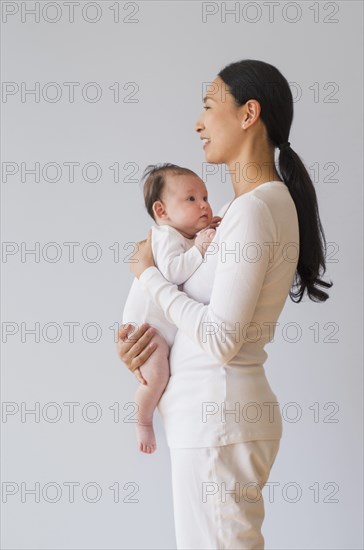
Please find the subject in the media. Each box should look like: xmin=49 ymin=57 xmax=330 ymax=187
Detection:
xmin=203 ymin=106 xmax=210 ymax=110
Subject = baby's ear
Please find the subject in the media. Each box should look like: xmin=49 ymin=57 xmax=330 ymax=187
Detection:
xmin=153 ymin=200 xmax=167 ymax=220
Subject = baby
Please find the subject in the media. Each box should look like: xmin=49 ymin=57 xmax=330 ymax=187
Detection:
xmin=122 ymin=163 xmax=221 ymax=454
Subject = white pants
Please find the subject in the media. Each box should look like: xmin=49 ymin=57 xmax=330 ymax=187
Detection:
xmin=169 ymin=439 xmax=281 ymax=550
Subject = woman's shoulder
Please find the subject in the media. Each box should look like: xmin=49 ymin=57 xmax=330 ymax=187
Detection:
xmin=216 ymin=187 xmax=287 ymax=242
xmin=216 ymin=200 xmax=232 ymax=218
xmin=226 ymin=182 xmax=292 ymax=218
xmin=218 ymin=190 xmax=274 ymax=224
xmin=221 ymin=182 xmax=298 ymax=244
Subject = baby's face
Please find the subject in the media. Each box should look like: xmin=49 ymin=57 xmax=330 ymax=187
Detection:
xmin=158 ymin=175 xmax=213 ymax=238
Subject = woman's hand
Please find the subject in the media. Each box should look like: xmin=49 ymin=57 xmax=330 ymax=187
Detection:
xmin=116 ymin=322 xmax=158 ymax=385
xmin=130 ymin=228 xmax=155 ymax=279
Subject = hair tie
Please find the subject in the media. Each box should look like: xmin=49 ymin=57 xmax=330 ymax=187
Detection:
xmin=278 ymin=141 xmax=291 ymax=151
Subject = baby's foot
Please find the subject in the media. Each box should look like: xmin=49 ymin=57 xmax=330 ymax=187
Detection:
xmin=136 ymin=422 xmax=156 ymax=454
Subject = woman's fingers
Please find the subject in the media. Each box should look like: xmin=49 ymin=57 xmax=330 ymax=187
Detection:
xmin=134 ymin=367 xmax=148 ymax=385
xmin=117 ymin=322 xmax=157 ymax=374
xmin=117 ymin=322 xmax=148 ymax=347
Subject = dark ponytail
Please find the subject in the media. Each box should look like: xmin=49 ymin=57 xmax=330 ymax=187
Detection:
xmin=218 ymin=59 xmax=333 ymax=303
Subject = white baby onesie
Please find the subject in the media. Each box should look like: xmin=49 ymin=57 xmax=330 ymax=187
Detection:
xmin=122 ymin=224 xmax=204 ymax=347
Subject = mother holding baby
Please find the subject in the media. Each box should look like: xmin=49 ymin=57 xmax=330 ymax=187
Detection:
xmin=117 ymin=59 xmax=332 ymax=550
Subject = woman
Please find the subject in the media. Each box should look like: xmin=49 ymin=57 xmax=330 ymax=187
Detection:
xmin=116 ymin=59 xmax=333 ymax=549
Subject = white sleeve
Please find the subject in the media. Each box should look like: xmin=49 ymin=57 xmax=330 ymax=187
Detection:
xmin=140 ymin=196 xmax=276 ymax=364
xmin=152 ymin=227 xmax=204 ymax=286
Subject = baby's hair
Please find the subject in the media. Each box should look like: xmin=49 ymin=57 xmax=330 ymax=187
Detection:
xmin=142 ymin=163 xmax=198 ymax=222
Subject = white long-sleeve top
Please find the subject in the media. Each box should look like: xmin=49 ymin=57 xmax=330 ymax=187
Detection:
xmin=139 ymin=181 xmax=300 ymax=448
xmin=122 ymin=224 xmax=204 ymax=347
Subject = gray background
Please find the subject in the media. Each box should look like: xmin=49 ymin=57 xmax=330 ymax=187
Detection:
xmin=1 ymin=1 xmax=363 ymax=548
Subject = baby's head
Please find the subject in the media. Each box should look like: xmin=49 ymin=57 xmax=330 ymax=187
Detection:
xmin=142 ymin=163 xmax=213 ymax=239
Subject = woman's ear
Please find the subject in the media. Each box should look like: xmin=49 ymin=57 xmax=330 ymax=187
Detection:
xmin=241 ymin=99 xmax=260 ymax=129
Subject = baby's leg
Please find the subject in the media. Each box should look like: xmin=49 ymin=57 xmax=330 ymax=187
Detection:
xmin=134 ymin=332 xmax=170 ymax=454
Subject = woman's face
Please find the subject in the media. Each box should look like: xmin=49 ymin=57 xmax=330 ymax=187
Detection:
xmin=195 ymin=76 xmax=245 ymax=165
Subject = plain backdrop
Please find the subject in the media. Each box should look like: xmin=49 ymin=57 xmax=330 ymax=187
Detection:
xmin=1 ymin=1 xmax=363 ymax=549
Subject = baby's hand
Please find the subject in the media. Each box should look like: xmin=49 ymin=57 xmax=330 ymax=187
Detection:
xmin=206 ymin=216 xmax=222 ymax=230
xmin=195 ymin=227 xmax=216 ymax=257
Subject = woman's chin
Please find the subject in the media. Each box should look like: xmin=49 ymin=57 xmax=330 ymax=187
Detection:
xmin=203 ymin=150 xmax=220 ymax=164
xmin=204 ymin=153 xmax=214 ymax=163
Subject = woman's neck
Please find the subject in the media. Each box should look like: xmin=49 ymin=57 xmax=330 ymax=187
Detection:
xmin=227 ymin=144 xmax=282 ymax=198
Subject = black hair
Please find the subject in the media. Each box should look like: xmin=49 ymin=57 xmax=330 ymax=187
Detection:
xmin=218 ymin=59 xmax=333 ymax=303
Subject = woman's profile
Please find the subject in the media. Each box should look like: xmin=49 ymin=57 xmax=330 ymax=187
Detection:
xmin=117 ymin=59 xmax=333 ymax=549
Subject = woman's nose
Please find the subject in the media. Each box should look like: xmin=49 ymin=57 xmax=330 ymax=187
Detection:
xmin=194 ymin=113 xmax=204 ymax=133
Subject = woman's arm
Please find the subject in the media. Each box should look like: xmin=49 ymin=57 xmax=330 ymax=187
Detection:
xmin=136 ymin=195 xmax=277 ymax=365
xmin=117 ymin=221 xmax=220 ymax=378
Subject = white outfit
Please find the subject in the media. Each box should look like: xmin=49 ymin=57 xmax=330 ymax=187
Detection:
xmin=139 ymin=180 xmax=300 ymax=449
xmin=122 ymin=224 xmax=204 ymax=347
xmin=170 ymin=439 xmax=281 ymax=550
xmin=138 ymin=181 xmax=300 ymax=549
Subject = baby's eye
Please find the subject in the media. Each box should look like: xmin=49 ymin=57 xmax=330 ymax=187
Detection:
xmin=203 ymin=197 xmax=208 ymax=201
xmin=188 ymin=196 xmax=195 ymax=201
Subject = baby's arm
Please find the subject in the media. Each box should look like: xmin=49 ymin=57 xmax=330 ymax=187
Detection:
xmin=152 ymin=226 xmax=216 ymax=286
